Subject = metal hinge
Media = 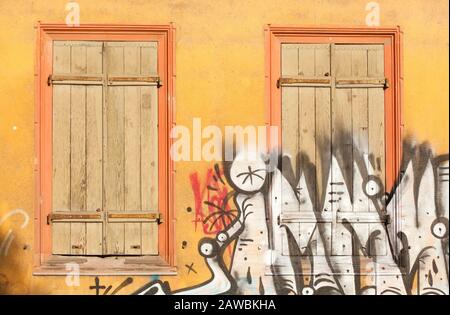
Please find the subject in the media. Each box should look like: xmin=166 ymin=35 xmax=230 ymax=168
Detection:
xmin=107 ymin=212 xmax=163 ymax=224
xmin=47 ymin=212 xmax=103 ymax=224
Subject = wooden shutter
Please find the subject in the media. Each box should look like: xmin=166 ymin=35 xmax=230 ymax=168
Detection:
xmin=51 ymin=41 xmax=159 ymax=256
xmin=104 ymin=42 xmax=158 ymax=255
xmin=279 ymin=43 xmax=387 ymax=259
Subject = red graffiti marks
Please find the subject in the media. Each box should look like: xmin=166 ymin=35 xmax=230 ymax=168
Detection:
xmin=190 ymin=164 xmax=236 ymax=235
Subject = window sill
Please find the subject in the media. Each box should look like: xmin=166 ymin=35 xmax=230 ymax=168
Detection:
xmin=33 ymin=255 xmax=177 ymax=276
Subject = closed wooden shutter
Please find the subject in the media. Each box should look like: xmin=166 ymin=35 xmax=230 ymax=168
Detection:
xmin=279 ymin=43 xmax=387 ymax=260
xmin=51 ymin=41 xmax=159 ymax=256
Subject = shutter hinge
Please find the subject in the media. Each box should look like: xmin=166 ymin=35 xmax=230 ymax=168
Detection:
xmin=384 ymin=78 xmax=390 ymax=90
xmin=47 ymin=212 xmax=103 ymax=224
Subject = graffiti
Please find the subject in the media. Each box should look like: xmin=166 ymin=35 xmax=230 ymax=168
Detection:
xmin=0 ymin=209 xmax=29 ymax=257
xmin=65 ymin=263 xmax=80 ymax=287
xmin=90 ymin=277 xmax=133 ymax=295
xmin=65 ymin=2 xmax=80 ymax=27
xmin=365 ymin=2 xmax=381 ymax=26
xmin=185 ymin=263 xmax=198 ymax=275
xmin=190 ymin=165 xmax=235 ymax=235
xmin=134 ymin=141 xmax=448 ymax=295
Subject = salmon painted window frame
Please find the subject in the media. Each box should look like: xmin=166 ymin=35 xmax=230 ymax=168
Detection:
xmin=264 ymin=25 xmax=403 ymax=246
xmin=34 ymin=23 xmax=176 ymax=274
xmin=265 ymin=25 xmax=403 ymax=191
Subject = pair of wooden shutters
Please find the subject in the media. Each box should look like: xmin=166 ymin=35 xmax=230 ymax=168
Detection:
xmin=280 ymin=43 xmax=388 ymax=258
xmin=51 ymin=41 xmax=159 ymax=256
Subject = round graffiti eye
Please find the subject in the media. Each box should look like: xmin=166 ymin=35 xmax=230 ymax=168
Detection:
xmin=198 ymin=238 xmax=218 ymax=258
xmin=302 ymin=287 xmax=314 ymax=295
xmin=229 ymin=153 xmax=267 ymax=193
xmin=431 ymin=217 xmax=449 ymax=239
xmin=217 ymin=232 xmax=228 ymax=242
xmin=363 ymin=175 xmax=383 ymax=198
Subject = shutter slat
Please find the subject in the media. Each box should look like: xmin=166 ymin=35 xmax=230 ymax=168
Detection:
xmin=70 ymin=43 xmax=88 ymax=255
xmin=52 ymin=43 xmax=72 ymax=255
xmin=124 ymin=44 xmax=143 ymax=255
xmin=140 ymin=43 xmax=159 ymax=255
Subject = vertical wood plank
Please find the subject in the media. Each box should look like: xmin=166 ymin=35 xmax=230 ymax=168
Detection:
xmin=298 ymin=45 xmax=315 ymax=76
xmin=86 ymin=85 xmax=103 ymax=255
xmin=351 ymin=47 xmax=369 ymax=218
xmin=70 ymin=85 xmax=87 ymax=212
xmin=141 ymin=42 xmax=159 ymax=254
xmin=69 ymin=43 xmax=88 ymax=255
xmin=368 ymin=89 xmax=385 ymax=199
xmin=85 ymin=45 xmax=103 ymax=208
xmin=105 ymin=43 xmax=125 ymax=254
xmin=368 ymin=45 xmax=385 ymax=190
xmin=351 ymin=48 xmax=368 ymax=77
xmin=124 ymin=86 xmax=141 ymax=253
xmin=52 ymin=85 xmax=71 ymax=254
xmin=124 ymin=44 xmax=142 ymax=255
xmin=281 ymin=44 xmax=299 ymax=176
xmin=352 ymin=88 xmax=369 ymax=213
xmin=105 ymin=85 xmax=125 ymax=254
xmin=368 ymin=45 xmax=384 ymax=78
xmin=71 ymin=44 xmax=87 ymax=74
xmin=334 ymin=47 xmax=352 ymax=77
xmin=314 ymin=44 xmax=331 ymax=76
xmin=86 ymin=223 xmax=103 ymax=255
xmin=332 ymin=47 xmax=353 ymax=256
xmin=86 ymin=44 xmax=103 ymax=74
xmin=298 ymin=44 xmax=316 ymax=214
xmin=141 ymin=222 xmax=158 ymax=255
xmin=86 ymin=42 xmax=103 ymax=255
xmin=70 ymin=85 xmax=87 ymax=255
xmin=52 ymin=43 xmax=72 ymax=255
xmin=314 ymin=44 xmax=331 ymax=217
xmin=141 ymin=86 xmax=159 ymax=255
xmin=298 ymin=87 xmax=316 ymax=210
xmin=140 ymin=42 xmax=158 ymax=75
xmin=315 ymin=88 xmax=331 ymax=211
xmin=53 ymin=42 xmax=71 ymax=73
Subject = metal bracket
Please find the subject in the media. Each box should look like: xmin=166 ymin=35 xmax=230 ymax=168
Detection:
xmin=157 ymin=213 xmax=164 ymax=224
xmin=47 ymin=212 xmax=103 ymax=224
xmin=156 ymin=77 xmax=163 ymax=88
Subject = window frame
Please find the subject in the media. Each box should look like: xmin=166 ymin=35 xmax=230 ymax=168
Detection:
xmin=264 ymin=25 xmax=403 ymax=259
xmin=34 ymin=23 xmax=176 ymax=274
xmin=265 ymin=25 xmax=403 ymax=192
